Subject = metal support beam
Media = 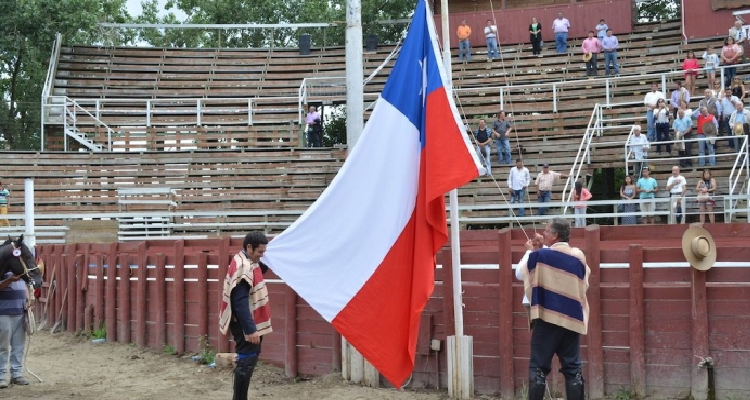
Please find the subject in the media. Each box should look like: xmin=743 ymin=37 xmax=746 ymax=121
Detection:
xmin=345 ymin=0 xmax=364 ymax=150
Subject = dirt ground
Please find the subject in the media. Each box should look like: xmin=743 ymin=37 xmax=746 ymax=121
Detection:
xmin=2 ymin=331 xmax=476 ymax=400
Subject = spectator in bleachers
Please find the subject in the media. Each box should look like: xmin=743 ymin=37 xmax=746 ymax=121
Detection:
xmin=305 ymin=106 xmax=323 ymax=148
xmin=627 ymin=125 xmax=649 ymax=178
xmin=666 ymin=166 xmax=687 ymax=224
xmin=582 ymin=31 xmax=602 ymax=77
xmin=670 ymin=81 xmax=690 ymax=119
xmin=529 ymin=18 xmax=543 ymax=56
xmin=680 ymin=99 xmax=694 ymax=119
xmin=729 ymin=20 xmax=747 ymax=63
xmin=595 ymin=19 xmax=608 ymax=40
xmin=654 ymin=99 xmax=672 ymax=156
xmin=619 ymin=175 xmax=637 ymax=225
xmin=720 ymin=88 xmax=741 ymax=149
xmin=682 ymin=51 xmax=700 ymax=95
xmin=473 ymin=119 xmax=493 ymax=175
xmin=729 ymin=100 xmax=750 ymax=150
xmin=698 ymin=89 xmax=720 ymax=122
xmin=711 ymin=81 xmax=722 ymax=99
xmin=485 ymin=20 xmax=499 ymax=62
xmin=492 ymin=111 xmax=513 ymax=165
xmin=636 ymin=166 xmax=658 ymax=225
xmin=457 ymin=20 xmax=472 ymax=62
xmin=696 ymin=169 xmax=717 ymax=224
xmin=696 ymin=106 xmax=718 ymax=167
xmin=552 ymin=12 xmax=571 ymax=54
xmin=644 ymin=82 xmax=665 ymax=142
xmin=601 ymin=29 xmax=620 ymax=76
xmin=702 ymin=45 xmax=720 ymax=91
xmin=721 ymin=36 xmax=743 ymax=86
xmin=572 ymin=181 xmax=592 ymax=227
xmin=672 ymin=108 xmax=693 ymax=168
xmin=507 ymin=158 xmax=530 ymax=217
xmin=534 ymin=164 xmax=568 ymax=215
xmin=0 ymin=181 xmax=8 ymax=227
xmin=730 ymin=76 xmax=746 ymax=103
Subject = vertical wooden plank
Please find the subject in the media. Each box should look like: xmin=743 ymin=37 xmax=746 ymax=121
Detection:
xmin=59 ymin=251 xmax=69 ymax=331
xmin=217 ymin=235 xmax=231 ymax=353
xmin=628 ymin=244 xmax=646 ymax=398
xmin=584 ymin=225 xmax=604 ymax=399
xmin=439 ymin=249 xmax=455 ymax=337
xmin=155 ymin=253 xmax=167 ymax=349
xmin=76 ymin=253 xmax=86 ymax=332
xmin=118 ymin=253 xmax=131 ymax=344
xmin=197 ymin=252 xmax=208 ymax=343
xmin=332 ymin=331 xmax=342 ymax=373
xmin=106 ymin=243 xmax=118 ymax=342
xmin=84 ymin=304 xmax=93 ymax=334
xmin=285 ymin=285 xmax=298 ymax=378
xmin=52 ymin=246 xmax=63 ymax=328
xmin=498 ymin=228 xmax=515 ymax=399
xmin=66 ymin=249 xmax=77 ymax=333
xmin=95 ymin=251 xmax=105 ymax=330
xmin=691 ymin=268 xmax=709 ymax=400
xmin=136 ymin=245 xmax=148 ymax=348
xmin=173 ymin=240 xmax=186 ymax=354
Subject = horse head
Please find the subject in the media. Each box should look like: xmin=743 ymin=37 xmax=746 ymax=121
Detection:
xmin=0 ymin=235 xmax=42 ymax=289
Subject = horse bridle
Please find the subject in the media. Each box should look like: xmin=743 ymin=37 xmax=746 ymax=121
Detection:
xmin=10 ymin=242 xmax=40 ymax=280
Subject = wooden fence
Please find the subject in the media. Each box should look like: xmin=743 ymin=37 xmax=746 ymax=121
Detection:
xmin=34 ymin=224 xmax=750 ymax=398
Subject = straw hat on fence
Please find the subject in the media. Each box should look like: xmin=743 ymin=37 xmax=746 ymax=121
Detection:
xmin=682 ymin=226 xmax=716 ymax=271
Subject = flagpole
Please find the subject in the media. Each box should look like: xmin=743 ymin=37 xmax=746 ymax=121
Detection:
xmin=440 ymin=1 xmax=473 ymax=398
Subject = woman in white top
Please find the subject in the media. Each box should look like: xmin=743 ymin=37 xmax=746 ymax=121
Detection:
xmin=654 ymin=98 xmax=672 ymax=155
xmin=702 ymin=45 xmax=720 ymax=91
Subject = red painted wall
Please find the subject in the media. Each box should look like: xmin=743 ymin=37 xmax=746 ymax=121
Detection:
xmin=34 ymin=223 xmax=750 ymax=398
xmin=683 ymin=0 xmax=741 ymax=40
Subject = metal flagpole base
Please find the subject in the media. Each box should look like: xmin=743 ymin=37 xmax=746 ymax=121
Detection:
xmin=447 ymin=334 xmax=474 ymax=398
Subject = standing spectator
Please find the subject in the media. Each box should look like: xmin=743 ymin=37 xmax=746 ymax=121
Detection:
xmin=654 ymin=99 xmax=672 ymax=156
xmin=721 ymin=36 xmax=743 ymax=86
xmin=0 ymin=182 xmax=8 ymax=228
xmin=485 ymin=20 xmax=498 ymax=62
xmin=680 ymin=99 xmax=694 ymax=120
xmin=719 ymin=88 xmax=741 ymax=143
xmin=535 ymin=164 xmax=568 ymax=215
xmin=601 ymin=29 xmax=620 ymax=76
xmin=552 ymin=12 xmax=571 ymax=54
xmin=672 ymin=108 xmax=693 ymax=167
xmin=516 ymin=218 xmax=589 ymax=400
xmin=682 ymin=51 xmax=700 ymax=95
xmin=666 ymin=166 xmax=687 ymax=224
xmin=644 ymin=82 xmax=665 ymax=142
xmin=492 ymin=111 xmax=513 ymax=165
xmin=702 ymin=45 xmax=720 ymax=91
xmin=698 ymin=88 xmax=720 ymax=120
xmin=670 ymin=81 xmax=690 ymax=119
xmin=619 ymin=175 xmax=637 ymax=225
xmin=305 ymin=106 xmax=323 ymax=148
xmin=595 ymin=19 xmax=608 ymax=40
xmin=729 ymin=100 xmax=750 ymax=150
xmin=581 ymin=31 xmax=602 ymax=77
xmin=696 ymin=169 xmax=717 ymax=224
xmin=508 ymin=158 xmax=531 ymax=217
xmin=636 ymin=166 xmax=658 ymax=225
xmin=627 ymin=125 xmax=649 ymax=178
xmin=729 ymin=20 xmax=747 ymax=63
xmin=0 ymin=272 xmax=29 ymax=388
xmin=572 ymin=181 xmax=592 ymax=227
xmin=730 ymin=76 xmax=746 ymax=103
xmin=696 ymin=106 xmax=719 ymax=166
xmin=219 ymin=232 xmax=273 ymax=400
xmin=529 ymin=18 xmax=543 ymax=56
xmin=457 ymin=20 xmax=472 ymax=62
xmin=473 ymin=119 xmax=493 ymax=175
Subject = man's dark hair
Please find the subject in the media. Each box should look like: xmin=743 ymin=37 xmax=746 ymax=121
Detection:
xmin=516 ymin=158 xmax=522 ymax=163
xmin=243 ymin=231 xmax=269 ymax=251
xmin=549 ymin=217 xmax=571 ymax=243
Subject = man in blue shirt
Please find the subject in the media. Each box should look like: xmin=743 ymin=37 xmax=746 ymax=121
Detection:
xmin=0 ymin=273 xmax=29 ymax=388
xmin=601 ymin=29 xmax=620 ymax=76
xmin=636 ymin=166 xmax=658 ymax=225
xmin=672 ymin=109 xmax=693 ymax=167
xmin=729 ymin=101 xmax=750 ymax=150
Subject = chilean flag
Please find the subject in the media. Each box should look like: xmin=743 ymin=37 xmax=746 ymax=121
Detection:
xmin=262 ymin=0 xmax=482 ymax=387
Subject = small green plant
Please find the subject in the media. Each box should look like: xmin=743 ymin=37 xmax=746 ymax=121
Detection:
xmin=198 ymin=335 xmax=216 ymax=365
xmin=614 ymin=386 xmax=633 ymax=400
xmin=164 ymin=344 xmax=176 ymax=355
xmin=91 ymin=323 xmax=106 ymax=340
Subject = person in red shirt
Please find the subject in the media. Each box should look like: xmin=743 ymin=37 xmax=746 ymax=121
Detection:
xmin=695 ymin=106 xmax=718 ymax=166
xmin=682 ymin=51 xmax=699 ymax=96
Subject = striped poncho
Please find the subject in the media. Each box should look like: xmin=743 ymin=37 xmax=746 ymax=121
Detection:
xmin=522 ymin=244 xmax=590 ymax=335
xmin=219 ymin=251 xmax=272 ymax=336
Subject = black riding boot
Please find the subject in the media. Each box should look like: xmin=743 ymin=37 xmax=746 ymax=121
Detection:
xmin=529 ymin=369 xmax=546 ymax=400
xmin=233 ymin=356 xmax=259 ymax=400
xmin=678 ymin=151 xmax=686 ymax=167
xmin=565 ymin=372 xmax=585 ymax=400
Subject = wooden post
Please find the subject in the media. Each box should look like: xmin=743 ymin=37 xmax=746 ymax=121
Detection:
xmin=95 ymin=252 xmax=105 ymax=330
xmin=118 ymin=253 xmax=131 ymax=344
xmin=173 ymin=240 xmax=186 ymax=354
xmin=66 ymin=250 xmax=76 ymax=333
xmin=155 ymin=253 xmax=167 ymax=349
xmin=498 ymin=228 xmax=515 ymax=399
xmin=332 ymin=331 xmax=342 ymax=373
xmin=136 ymin=246 xmax=148 ymax=348
xmin=217 ymin=235 xmax=231 ymax=353
xmin=197 ymin=252 xmax=209 ymax=342
xmin=584 ymin=225 xmax=604 ymax=399
xmin=691 ymin=268 xmax=710 ymax=400
xmin=84 ymin=304 xmax=93 ymax=334
xmin=106 ymin=243 xmax=118 ymax=342
xmin=439 ymin=249 xmax=456 ymax=337
xmin=628 ymin=244 xmax=646 ymax=397
xmin=285 ymin=285 xmax=298 ymax=378
xmin=76 ymin=252 xmax=86 ymax=332
xmin=60 ymin=252 xmax=69 ymax=331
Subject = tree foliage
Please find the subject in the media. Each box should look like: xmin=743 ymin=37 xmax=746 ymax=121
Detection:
xmin=636 ymin=0 xmax=680 ymax=23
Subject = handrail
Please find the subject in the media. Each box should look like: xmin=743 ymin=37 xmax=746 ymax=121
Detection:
xmin=60 ymin=97 xmax=115 ymax=151
xmin=561 ymin=104 xmax=600 ymax=213
xmin=40 ymin=32 xmax=63 ymax=151
xmin=728 ymin=135 xmax=750 ymax=220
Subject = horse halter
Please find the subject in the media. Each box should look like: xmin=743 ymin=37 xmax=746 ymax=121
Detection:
xmin=10 ymin=242 xmax=39 ymax=279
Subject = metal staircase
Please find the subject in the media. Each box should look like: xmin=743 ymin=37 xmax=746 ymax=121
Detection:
xmin=63 ymin=107 xmax=104 ymax=152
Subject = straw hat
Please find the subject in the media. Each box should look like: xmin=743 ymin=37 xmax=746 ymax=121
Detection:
xmin=733 ymin=122 xmax=745 ymax=136
xmin=702 ymin=121 xmax=717 ymax=136
xmin=682 ymin=226 xmax=717 ymax=271
xmin=582 ymin=52 xmax=592 ymax=62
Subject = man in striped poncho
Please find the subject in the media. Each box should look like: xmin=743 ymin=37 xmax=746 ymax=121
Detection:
xmin=516 ymin=218 xmax=591 ymax=400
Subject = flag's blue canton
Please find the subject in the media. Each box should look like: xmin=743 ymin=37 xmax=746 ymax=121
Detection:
xmin=380 ymin=0 xmax=444 ymax=148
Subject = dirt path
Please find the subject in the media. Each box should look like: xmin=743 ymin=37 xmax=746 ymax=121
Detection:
xmin=2 ymin=331 xmax=462 ymax=400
